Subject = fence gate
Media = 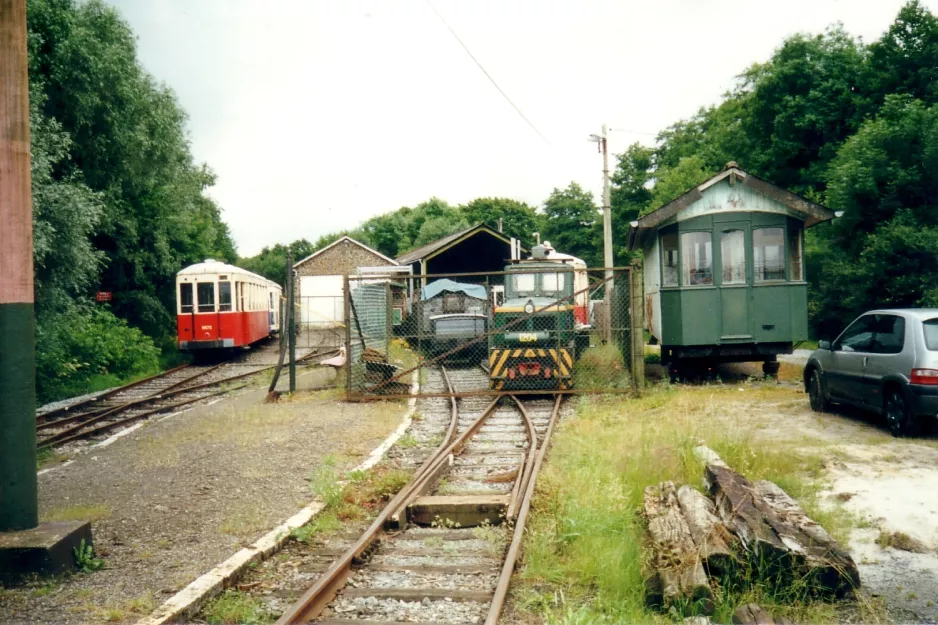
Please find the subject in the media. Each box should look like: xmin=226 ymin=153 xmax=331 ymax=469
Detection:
xmin=342 ymin=264 xmax=644 ymax=400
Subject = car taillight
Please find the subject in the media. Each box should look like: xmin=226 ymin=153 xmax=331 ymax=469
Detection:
xmin=911 ymin=369 xmax=938 ymax=385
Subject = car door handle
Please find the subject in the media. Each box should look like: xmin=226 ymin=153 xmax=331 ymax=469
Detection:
xmin=863 ymin=356 xmax=868 ymax=367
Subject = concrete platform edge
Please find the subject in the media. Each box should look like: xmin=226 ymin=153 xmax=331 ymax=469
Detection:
xmin=135 ymin=371 xmax=420 ymax=625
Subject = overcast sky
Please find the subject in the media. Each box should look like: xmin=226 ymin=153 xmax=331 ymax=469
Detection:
xmin=108 ymin=0 xmax=935 ymax=257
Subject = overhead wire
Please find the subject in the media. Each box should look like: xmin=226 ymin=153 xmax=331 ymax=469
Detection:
xmin=423 ymin=0 xmax=552 ymax=146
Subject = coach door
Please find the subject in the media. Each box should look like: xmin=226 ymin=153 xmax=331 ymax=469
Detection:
xmin=196 ymin=280 xmax=220 ymax=340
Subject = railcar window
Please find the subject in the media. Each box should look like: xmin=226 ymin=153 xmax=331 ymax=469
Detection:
xmin=788 ymin=228 xmax=803 ymax=281
xmin=541 ymin=273 xmax=565 ymax=292
xmin=754 ymin=228 xmax=785 ymax=282
xmin=219 ymin=281 xmax=232 ymax=312
xmin=661 ymin=232 xmax=678 ymax=287
xmin=180 ymin=283 xmax=193 ymax=314
xmin=720 ymin=230 xmax=746 ymax=285
xmin=512 ymin=273 xmax=536 ymax=294
xmin=197 ymin=282 xmax=215 ymax=313
xmin=681 ymin=232 xmax=713 ymax=286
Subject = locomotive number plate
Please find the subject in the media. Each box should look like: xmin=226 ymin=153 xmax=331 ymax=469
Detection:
xmin=201 ymin=325 xmax=213 ymax=330
xmin=518 ymin=332 xmax=538 ymax=342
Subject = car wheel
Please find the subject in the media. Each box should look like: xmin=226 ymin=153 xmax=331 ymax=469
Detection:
xmin=808 ymin=369 xmax=828 ymax=413
xmin=885 ymin=388 xmax=920 ymax=437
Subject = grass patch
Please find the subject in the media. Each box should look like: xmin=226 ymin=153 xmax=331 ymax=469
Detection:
xmin=41 ymin=504 xmax=110 ymax=523
xmin=35 ymin=447 xmax=69 ymax=470
xmin=202 ymin=589 xmax=272 ymax=625
xmin=292 ymin=458 xmax=411 ymax=542
xmin=575 ymin=343 xmax=632 ymax=390
xmin=516 ymin=385 xmax=874 ymax=624
xmin=875 ymin=530 xmax=928 ymax=553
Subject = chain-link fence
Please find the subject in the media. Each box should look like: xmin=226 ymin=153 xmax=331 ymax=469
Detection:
xmin=343 ymin=266 xmax=644 ymax=400
xmin=295 ymin=294 xmax=345 ymax=350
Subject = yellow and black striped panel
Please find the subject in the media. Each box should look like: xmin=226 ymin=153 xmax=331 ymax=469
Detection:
xmin=489 ymin=347 xmax=572 ymax=379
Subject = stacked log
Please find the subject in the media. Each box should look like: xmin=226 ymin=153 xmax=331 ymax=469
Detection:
xmin=643 ymin=446 xmax=860 ymax=612
xmin=643 ymin=482 xmax=713 ymax=612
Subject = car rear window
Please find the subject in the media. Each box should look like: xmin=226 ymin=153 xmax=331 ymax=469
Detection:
xmin=924 ymin=319 xmax=938 ymax=350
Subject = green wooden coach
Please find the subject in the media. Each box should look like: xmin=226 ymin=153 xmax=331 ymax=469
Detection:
xmin=626 ymin=163 xmax=837 ymax=379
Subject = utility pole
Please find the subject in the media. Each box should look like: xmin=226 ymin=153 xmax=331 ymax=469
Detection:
xmin=0 ymin=0 xmax=38 ymax=533
xmin=591 ymin=124 xmax=614 ymax=343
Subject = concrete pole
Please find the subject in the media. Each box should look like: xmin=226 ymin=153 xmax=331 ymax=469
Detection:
xmin=601 ymin=124 xmax=614 ymax=343
xmin=0 ymin=0 xmax=39 ymax=532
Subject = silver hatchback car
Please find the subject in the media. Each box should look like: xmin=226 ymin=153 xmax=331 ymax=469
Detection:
xmin=804 ymin=309 xmax=938 ymax=436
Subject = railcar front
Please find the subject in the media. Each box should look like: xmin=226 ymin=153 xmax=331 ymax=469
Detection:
xmin=176 ymin=260 xmax=272 ymax=351
xmin=489 ymin=262 xmax=578 ymax=391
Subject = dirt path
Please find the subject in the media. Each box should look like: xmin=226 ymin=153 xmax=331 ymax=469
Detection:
xmin=0 ymin=367 xmax=407 ymax=624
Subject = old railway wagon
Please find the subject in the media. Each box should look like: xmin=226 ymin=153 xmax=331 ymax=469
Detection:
xmin=176 ymin=259 xmax=282 ymax=350
xmin=627 ymin=163 xmax=836 ymax=379
xmin=417 ymin=278 xmax=488 ymax=361
xmin=489 ymin=244 xmax=589 ymax=390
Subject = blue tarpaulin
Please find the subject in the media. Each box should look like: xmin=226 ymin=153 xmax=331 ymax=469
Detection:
xmin=420 ymin=278 xmax=487 ymax=301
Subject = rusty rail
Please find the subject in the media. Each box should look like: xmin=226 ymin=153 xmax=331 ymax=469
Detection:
xmin=485 ymin=394 xmax=562 ymax=624
xmin=274 ymin=366 xmax=471 ymax=625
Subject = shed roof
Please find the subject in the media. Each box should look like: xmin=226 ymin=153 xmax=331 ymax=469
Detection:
xmin=626 ymin=165 xmax=836 ymax=250
xmin=293 ymin=235 xmax=397 ymax=268
xmin=395 ymin=223 xmax=523 ymax=266
xmin=420 ymin=279 xmax=488 ymax=301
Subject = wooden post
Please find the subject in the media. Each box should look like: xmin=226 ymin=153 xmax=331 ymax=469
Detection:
xmin=344 ymin=274 xmax=352 ymax=399
xmin=0 ymin=0 xmax=38 ymax=532
xmin=629 ymin=260 xmax=645 ymax=390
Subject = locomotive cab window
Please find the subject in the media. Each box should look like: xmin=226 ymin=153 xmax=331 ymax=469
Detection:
xmin=511 ymin=273 xmax=536 ymax=295
xmin=180 ymin=282 xmax=194 ymax=314
xmin=219 ymin=281 xmax=232 ymax=312
xmin=197 ymin=282 xmax=216 ymax=313
xmin=754 ymin=228 xmax=785 ymax=282
xmin=541 ymin=272 xmax=565 ymax=293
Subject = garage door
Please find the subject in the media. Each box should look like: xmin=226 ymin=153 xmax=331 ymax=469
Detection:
xmin=299 ymin=275 xmax=345 ymax=327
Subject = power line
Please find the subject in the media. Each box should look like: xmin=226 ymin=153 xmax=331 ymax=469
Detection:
xmin=424 ymin=0 xmax=551 ymax=146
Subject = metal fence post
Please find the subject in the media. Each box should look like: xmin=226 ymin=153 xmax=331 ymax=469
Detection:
xmin=344 ymin=275 xmax=352 ymax=400
xmin=629 ymin=260 xmax=645 ymax=390
xmin=287 ymin=251 xmax=296 ymax=392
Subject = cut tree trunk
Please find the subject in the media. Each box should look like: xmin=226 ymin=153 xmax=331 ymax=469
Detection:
xmin=704 ymin=464 xmax=860 ymax=596
xmin=676 ymin=485 xmax=735 ymax=576
xmin=753 ymin=480 xmax=860 ymax=596
xmin=643 ymin=481 xmax=713 ymax=612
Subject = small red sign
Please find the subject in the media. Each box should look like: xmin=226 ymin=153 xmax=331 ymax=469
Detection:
xmin=96 ymin=291 xmax=112 ymax=302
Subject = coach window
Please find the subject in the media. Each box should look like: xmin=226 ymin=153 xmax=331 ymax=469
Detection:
xmin=788 ymin=228 xmax=804 ymax=282
xmin=197 ymin=282 xmax=216 ymax=313
xmin=661 ymin=231 xmax=678 ymax=287
xmin=681 ymin=232 xmax=713 ymax=286
xmin=180 ymin=283 xmax=194 ymax=314
xmin=754 ymin=228 xmax=785 ymax=282
xmin=720 ymin=230 xmax=746 ymax=285
xmin=219 ymin=281 xmax=232 ymax=312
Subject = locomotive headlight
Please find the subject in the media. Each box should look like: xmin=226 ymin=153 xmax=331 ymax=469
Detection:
xmin=524 ymin=299 xmax=535 ymax=314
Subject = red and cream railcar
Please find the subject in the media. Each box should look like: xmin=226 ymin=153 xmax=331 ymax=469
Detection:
xmin=176 ymin=260 xmax=282 ymax=350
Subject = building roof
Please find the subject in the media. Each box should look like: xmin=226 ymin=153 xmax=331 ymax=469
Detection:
xmin=293 ymin=235 xmax=397 ymax=268
xmin=396 ymin=223 xmax=522 ymax=266
xmin=626 ymin=165 xmax=837 ymax=250
xmin=420 ymin=278 xmax=488 ymax=301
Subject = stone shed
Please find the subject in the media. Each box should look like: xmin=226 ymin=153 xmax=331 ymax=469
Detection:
xmin=293 ymin=236 xmax=397 ymax=327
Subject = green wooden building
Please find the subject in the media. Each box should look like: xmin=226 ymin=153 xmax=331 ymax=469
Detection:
xmin=626 ymin=163 xmax=836 ymax=377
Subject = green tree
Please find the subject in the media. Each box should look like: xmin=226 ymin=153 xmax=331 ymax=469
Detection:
xmin=610 ymin=144 xmax=653 ymax=262
xmin=539 ymin=183 xmax=601 ymax=266
xmin=460 ymin=197 xmax=538 ymax=242
xmin=866 ymin=0 xmax=938 ymax=108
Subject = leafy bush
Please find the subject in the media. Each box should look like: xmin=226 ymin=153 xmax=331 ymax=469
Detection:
xmin=35 ymin=303 xmax=160 ymax=404
xmin=575 ymin=343 xmax=631 ymax=390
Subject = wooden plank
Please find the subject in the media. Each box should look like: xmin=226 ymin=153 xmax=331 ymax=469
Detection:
xmin=676 ymin=485 xmax=735 ymax=576
xmin=367 ymin=563 xmax=494 ymax=575
xmin=408 ymin=494 xmax=509 ymax=528
xmin=643 ymin=482 xmax=713 ymax=612
xmin=340 ymin=587 xmax=492 ymax=602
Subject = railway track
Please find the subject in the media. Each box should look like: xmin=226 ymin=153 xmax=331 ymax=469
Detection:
xmin=35 ymin=341 xmax=336 ymax=450
xmin=219 ymin=364 xmax=562 ymax=625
